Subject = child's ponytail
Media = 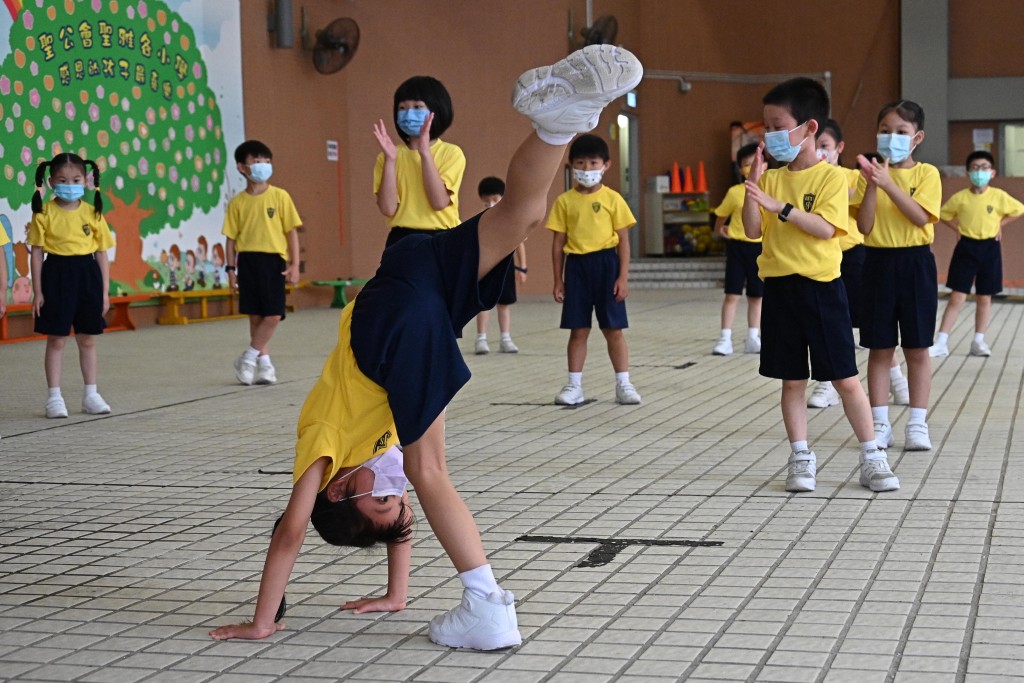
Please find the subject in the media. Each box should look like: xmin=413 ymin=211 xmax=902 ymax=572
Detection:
xmin=85 ymin=159 xmax=103 ymax=215
xmin=31 ymin=160 xmax=49 ymax=213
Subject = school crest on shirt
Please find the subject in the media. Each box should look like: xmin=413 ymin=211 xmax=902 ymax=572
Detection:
xmin=591 ymin=202 xmax=601 ymax=213
xmin=267 ymin=207 xmax=276 ymax=218
xmin=909 ymin=187 xmax=917 ymax=197
xmin=373 ymin=429 xmax=392 ymax=453
xmin=802 ymin=193 xmax=815 ymax=212
xmin=81 ymin=224 xmax=91 ymax=236
xmin=987 ymin=205 xmax=994 ymax=214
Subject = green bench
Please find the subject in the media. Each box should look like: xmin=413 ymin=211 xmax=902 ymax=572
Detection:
xmin=313 ymin=279 xmax=370 ymax=308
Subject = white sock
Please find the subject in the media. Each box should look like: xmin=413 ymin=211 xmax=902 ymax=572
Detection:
xmin=243 ymin=346 xmax=259 ymax=360
xmin=48 ymin=387 xmax=62 ymax=400
xmin=791 ymin=440 xmax=809 ymax=455
xmin=477 ymin=332 xmax=487 ymax=341
xmin=568 ymin=372 xmax=583 ymax=387
xmin=500 ymin=332 xmax=512 ymax=342
xmin=860 ymin=440 xmax=880 ymax=457
xmin=258 ymin=355 xmax=272 ymax=367
xmin=533 ymin=127 xmax=575 ymax=146
xmin=974 ymin=332 xmax=985 ymax=344
xmin=872 ymin=406 xmax=889 ymax=424
xmin=615 ymin=371 xmax=630 ymax=385
xmin=459 ymin=564 xmax=500 ymax=598
xmin=748 ymin=327 xmax=759 ymax=340
xmin=721 ymin=329 xmax=733 ymax=340
xmin=84 ymin=384 xmax=98 ymax=397
xmin=890 ymin=365 xmax=903 ymax=380
xmin=908 ymin=407 xmax=928 ymax=425
xmin=819 ymin=380 xmax=833 ymax=391
xmin=936 ymin=331 xmax=949 ymax=346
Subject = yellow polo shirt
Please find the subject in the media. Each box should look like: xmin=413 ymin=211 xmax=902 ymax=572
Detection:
xmin=940 ymin=187 xmax=1024 ymax=240
xmin=853 ymin=162 xmax=940 ymax=248
xmin=714 ymin=183 xmax=760 ymax=243
xmin=837 ymin=167 xmax=864 ymax=251
xmin=546 ymin=186 xmax=636 ymax=254
xmin=374 ymin=139 xmax=465 ymax=230
xmin=222 ymin=186 xmax=302 ymax=259
xmin=27 ymin=201 xmax=115 ymax=255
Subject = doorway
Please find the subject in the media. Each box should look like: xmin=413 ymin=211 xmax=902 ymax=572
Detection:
xmin=616 ymin=111 xmax=640 ymax=255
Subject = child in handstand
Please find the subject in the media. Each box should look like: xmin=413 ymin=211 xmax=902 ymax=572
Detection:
xmin=209 ymin=44 xmax=643 ymax=650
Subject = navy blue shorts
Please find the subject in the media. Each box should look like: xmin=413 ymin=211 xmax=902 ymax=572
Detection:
xmin=760 ymin=275 xmax=857 ymax=381
xmin=351 ymin=213 xmax=512 ymax=445
xmin=495 ymin=262 xmax=518 ymax=306
xmin=34 ymin=254 xmax=106 ymax=336
xmin=385 ymin=226 xmax=444 ymax=249
xmin=560 ymin=248 xmax=627 ymax=329
xmin=840 ymin=244 xmax=866 ymax=328
xmin=860 ymin=246 xmax=937 ymax=349
xmin=946 ymin=237 xmax=1002 ymax=296
xmin=237 ymin=251 xmax=287 ymax=319
xmin=724 ymin=240 xmax=764 ymax=297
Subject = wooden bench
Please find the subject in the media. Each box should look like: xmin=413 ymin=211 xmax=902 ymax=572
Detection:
xmin=157 ymin=283 xmax=305 ymax=325
xmin=0 ymin=293 xmax=155 ymax=344
xmin=312 ymin=279 xmax=370 ymax=308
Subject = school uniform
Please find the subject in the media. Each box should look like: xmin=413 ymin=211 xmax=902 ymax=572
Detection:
xmin=546 ymin=186 xmax=635 ymax=329
xmin=221 ymin=185 xmax=301 ymax=318
xmin=755 ymin=161 xmax=855 ymax=381
xmin=27 ymin=200 xmax=115 ymax=336
xmin=940 ymin=187 xmax=1024 ymax=296
xmin=714 ymin=183 xmax=764 ymax=297
xmin=853 ymin=162 xmax=941 ymax=349
xmin=837 ymin=167 xmax=866 ymax=327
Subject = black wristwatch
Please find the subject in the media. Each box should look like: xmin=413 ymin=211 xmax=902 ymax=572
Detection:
xmin=778 ymin=203 xmax=794 ymax=222
xmin=515 ymin=266 xmax=528 ymax=274
xmin=225 ymin=265 xmax=236 ymax=272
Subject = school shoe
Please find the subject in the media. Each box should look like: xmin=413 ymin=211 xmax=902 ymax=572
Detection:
xmin=234 ymin=354 xmax=256 ymax=385
xmin=928 ymin=340 xmax=949 ymax=357
xmin=808 ymin=382 xmax=840 ymax=409
xmin=428 ymin=588 xmax=522 ymax=650
xmin=905 ymin=422 xmax=932 ymax=451
xmin=712 ymin=337 xmax=733 ymax=356
xmin=874 ymin=421 xmax=894 ymax=449
xmin=615 ymin=382 xmax=642 ymax=405
xmin=786 ymin=451 xmax=817 ymax=493
xmin=744 ymin=336 xmax=761 ymax=354
xmin=970 ymin=340 xmax=992 ymax=357
xmin=475 ymin=338 xmax=490 ymax=355
xmin=555 ymin=384 xmax=585 ymax=406
xmin=82 ymin=393 xmax=111 ymax=415
xmin=512 ymin=44 xmax=644 ymax=144
xmin=859 ymin=450 xmax=900 ymax=492
xmin=255 ymin=360 xmax=277 ymax=385
xmin=45 ymin=397 xmax=68 ymax=419
xmin=499 ymin=338 xmax=519 ymax=354
xmin=890 ymin=376 xmax=910 ymax=405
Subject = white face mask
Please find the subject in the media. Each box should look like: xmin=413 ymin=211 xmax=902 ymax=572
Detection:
xmin=573 ymin=168 xmax=605 ymax=188
xmin=816 ymin=148 xmax=838 ymax=164
xmin=337 ymin=445 xmax=407 ymax=501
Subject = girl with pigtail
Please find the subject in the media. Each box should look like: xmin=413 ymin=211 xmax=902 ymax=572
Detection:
xmin=27 ymin=152 xmax=116 ymax=419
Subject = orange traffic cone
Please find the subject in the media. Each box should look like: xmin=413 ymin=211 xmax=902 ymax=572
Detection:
xmin=696 ymin=160 xmax=708 ymax=193
xmin=670 ymin=162 xmax=682 ymax=192
xmin=683 ymin=165 xmax=695 ymax=193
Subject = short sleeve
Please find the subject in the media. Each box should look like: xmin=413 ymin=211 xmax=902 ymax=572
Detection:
xmin=373 ymin=152 xmax=385 ymax=194
xmin=27 ymin=213 xmax=45 ymax=247
xmin=279 ymin=190 xmax=302 ymax=232
xmin=221 ymin=195 xmax=240 ymax=239
xmin=435 ymin=144 xmax=466 ymax=197
xmin=939 ymin=196 xmax=958 ymax=222
xmin=914 ymin=164 xmax=942 ymax=222
xmin=611 ymin=192 xmax=636 ymax=230
xmin=546 ymin=194 xmax=568 ymax=233
xmin=94 ymin=215 xmax=116 ymax=251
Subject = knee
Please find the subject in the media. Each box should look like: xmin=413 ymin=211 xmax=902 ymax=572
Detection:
xmin=76 ymin=334 xmax=96 ymax=350
xmin=403 ymin=456 xmax=450 ymax=490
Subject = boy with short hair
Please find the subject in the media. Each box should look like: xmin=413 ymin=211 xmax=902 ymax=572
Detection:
xmin=712 ymin=142 xmax=763 ymax=356
xmin=743 ymin=77 xmax=897 ymax=493
xmin=548 ymin=133 xmax=640 ymax=406
xmin=929 ymin=150 xmax=1024 ymax=357
xmin=474 ymin=176 xmax=527 ymax=354
xmin=223 ymin=140 xmax=302 ymax=386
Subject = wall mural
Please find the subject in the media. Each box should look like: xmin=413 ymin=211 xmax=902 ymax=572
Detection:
xmin=0 ymin=0 xmax=245 ymax=298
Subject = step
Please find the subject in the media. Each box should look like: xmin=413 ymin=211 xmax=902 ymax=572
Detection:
xmin=629 ymin=257 xmax=724 ymax=289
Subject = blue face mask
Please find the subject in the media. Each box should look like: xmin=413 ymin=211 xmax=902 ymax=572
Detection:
xmin=397 ymin=108 xmax=430 ymax=138
xmin=764 ymin=123 xmax=807 ymax=164
xmin=968 ymin=170 xmax=993 ymax=188
xmin=53 ymin=183 xmax=85 ymax=202
xmin=876 ymin=133 xmax=914 ymax=163
xmin=247 ymin=162 xmax=273 ymax=183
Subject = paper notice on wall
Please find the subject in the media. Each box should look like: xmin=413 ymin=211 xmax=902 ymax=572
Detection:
xmin=973 ymin=128 xmax=994 ymax=151
xmin=327 ymin=140 xmax=339 ymax=161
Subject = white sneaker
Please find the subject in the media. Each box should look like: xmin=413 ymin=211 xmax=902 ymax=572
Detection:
xmin=615 ymin=382 xmax=642 ymax=405
xmin=512 ymin=44 xmax=644 ymax=144
xmin=970 ymin=340 xmax=992 ymax=357
xmin=82 ymin=393 xmax=111 ymax=415
xmin=860 ymin=451 xmax=900 ymax=492
xmin=874 ymin=421 xmax=894 ymax=449
xmin=905 ymin=422 xmax=932 ymax=450
xmin=712 ymin=337 xmax=733 ymax=356
xmin=744 ymin=336 xmax=761 ymax=354
xmin=499 ymin=338 xmax=518 ymax=354
xmin=808 ymin=382 xmax=840 ymax=409
xmin=45 ymin=397 xmax=68 ymax=419
xmin=428 ymin=589 xmax=522 ymax=651
xmin=929 ymin=341 xmax=949 ymax=357
xmin=890 ymin=376 xmax=910 ymax=405
xmin=786 ymin=452 xmax=816 ymax=492
xmin=555 ymin=383 xmax=584 ymax=406
xmin=234 ymin=354 xmax=257 ymax=385
xmin=255 ymin=360 xmax=277 ymax=385
xmin=475 ymin=338 xmax=490 ymax=355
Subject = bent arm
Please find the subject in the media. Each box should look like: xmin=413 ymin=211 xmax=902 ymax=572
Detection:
xmin=881 ymin=183 xmax=931 ymax=228
xmin=857 ymin=186 xmax=878 ymax=235
xmin=419 ymin=150 xmax=453 ymax=212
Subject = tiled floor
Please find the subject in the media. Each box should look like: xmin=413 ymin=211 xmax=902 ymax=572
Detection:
xmin=1 ymin=289 xmax=1022 ymax=682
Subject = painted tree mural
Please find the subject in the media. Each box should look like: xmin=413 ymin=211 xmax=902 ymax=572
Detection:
xmin=0 ymin=0 xmax=226 ymax=291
